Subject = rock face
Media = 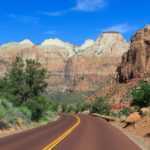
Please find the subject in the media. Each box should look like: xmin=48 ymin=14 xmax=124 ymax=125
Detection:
xmin=140 ymin=107 xmax=150 ymax=116
xmin=125 ymin=112 xmax=141 ymax=123
xmin=0 ymin=32 xmax=129 ymax=93
xmin=71 ymin=32 xmax=129 ymax=91
xmin=117 ymin=25 xmax=150 ymax=82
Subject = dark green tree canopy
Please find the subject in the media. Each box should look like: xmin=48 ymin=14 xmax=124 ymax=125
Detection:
xmin=1 ymin=57 xmax=47 ymax=106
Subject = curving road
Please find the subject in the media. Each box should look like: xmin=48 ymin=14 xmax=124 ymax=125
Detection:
xmin=0 ymin=114 xmax=140 ymax=150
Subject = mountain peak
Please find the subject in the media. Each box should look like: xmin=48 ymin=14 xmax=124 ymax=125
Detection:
xmin=19 ymin=39 xmax=34 ymax=45
xmin=41 ymin=38 xmax=69 ymax=47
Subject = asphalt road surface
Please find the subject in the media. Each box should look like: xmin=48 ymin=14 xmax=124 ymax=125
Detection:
xmin=0 ymin=114 xmax=140 ymax=150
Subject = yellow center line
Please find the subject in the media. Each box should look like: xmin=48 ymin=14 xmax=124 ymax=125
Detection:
xmin=42 ymin=115 xmax=81 ymax=150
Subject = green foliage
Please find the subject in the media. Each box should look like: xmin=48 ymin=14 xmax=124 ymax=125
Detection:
xmin=0 ymin=98 xmax=31 ymax=128
xmin=132 ymin=81 xmax=150 ymax=108
xmin=61 ymin=102 xmax=91 ymax=113
xmin=109 ymin=111 xmax=119 ymax=118
xmin=61 ymin=104 xmax=68 ymax=113
xmin=47 ymin=101 xmax=58 ymax=112
xmin=0 ymin=57 xmax=58 ymax=126
xmin=19 ymin=106 xmax=32 ymax=121
xmin=66 ymin=105 xmax=76 ymax=113
xmin=119 ymin=108 xmax=133 ymax=117
xmin=74 ymin=102 xmax=91 ymax=113
xmin=91 ymin=97 xmax=111 ymax=115
xmin=0 ymin=109 xmax=6 ymax=119
xmin=50 ymin=91 xmax=92 ymax=104
xmin=23 ymin=98 xmax=45 ymax=121
xmin=119 ymin=115 xmax=127 ymax=123
xmin=0 ymin=57 xmax=47 ymax=106
xmin=25 ymin=59 xmax=47 ymax=97
xmin=61 ymin=98 xmax=111 ymax=116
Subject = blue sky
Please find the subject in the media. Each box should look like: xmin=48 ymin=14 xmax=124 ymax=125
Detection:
xmin=0 ymin=0 xmax=149 ymax=45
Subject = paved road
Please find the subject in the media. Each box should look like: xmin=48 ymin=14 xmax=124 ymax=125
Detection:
xmin=0 ymin=114 xmax=140 ymax=150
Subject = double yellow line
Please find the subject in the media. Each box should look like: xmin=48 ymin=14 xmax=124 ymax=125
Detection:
xmin=42 ymin=115 xmax=81 ymax=150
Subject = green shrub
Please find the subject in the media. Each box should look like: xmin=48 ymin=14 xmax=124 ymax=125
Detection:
xmin=40 ymin=116 xmax=49 ymax=122
xmin=0 ymin=98 xmax=28 ymax=127
xmin=132 ymin=81 xmax=150 ymax=108
xmin=110 ymin=111 xmax=119 ymax=118
xmin=120 ymin=115 xmax=127 ymax=123
xmin=48 ymin=101 xmax=58 ymax=112
xmin=74 ymin=102 xmax=92 ymax=113
xmin=61 ymin=104 xmax=68 ymax=113
xmin=119 ymin=108 xmax=133 ymax=117
xmin=0 ymin=108 xmax=6 ymax=119
xmin=23 ymin=99 xmax=44 ymax=121
xmin=19 ymin=106 xmax=32 ymax=121
xmin=91 ymin=97 xmax=111 ymax=115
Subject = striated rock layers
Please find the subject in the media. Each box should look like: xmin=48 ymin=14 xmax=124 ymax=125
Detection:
xmin=117 ymin=25 xmax=150 ymax=83
xmin=0 ymin=32 xmax=129 ymax=93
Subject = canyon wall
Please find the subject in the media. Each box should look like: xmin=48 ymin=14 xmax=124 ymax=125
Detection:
xmin=117 ymin=25 xmax=150 ymax=83
xmin=0 ymin=32 xmax=129 ymax=93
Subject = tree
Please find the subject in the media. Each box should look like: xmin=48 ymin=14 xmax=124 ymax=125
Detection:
xmin=132 ymin=81 xmax=150 ymax=108
xmin=5 ymin=57 xmax=27 ymax=105
xmin=0 ymin=57 xmax=48 ymax=106
xmin=25 ymin=59 xmax=47 ymax=97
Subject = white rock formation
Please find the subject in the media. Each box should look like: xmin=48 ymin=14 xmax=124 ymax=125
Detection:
xmin=95 ymin=32 xmax=129 ymax=56
xmin=80 ymin=39 xmax=94 ymax=50
xmin=41 ymin=38 xmax=76 ymax=57
xmin=19 ymin=39 xmax=34 ymax=45
xmin=0 ymin=32 xmax=129 ymax=57
xmin=1 ymin=42 xmax=18 ymax=47
xmin=75 ymin=32 xmax=129 ymax=57
xmin=41 ymin=38 xmax=72 ymax=48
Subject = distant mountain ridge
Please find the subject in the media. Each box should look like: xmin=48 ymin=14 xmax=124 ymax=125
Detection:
xmin=0 ymin=32 xmax=129 ymax=93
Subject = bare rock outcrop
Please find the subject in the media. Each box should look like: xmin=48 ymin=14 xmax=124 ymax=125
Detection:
xmin=125 ymin=112 xmax=141 ymax=123
xmin=117 ymin=25 xmax=150 ymax=82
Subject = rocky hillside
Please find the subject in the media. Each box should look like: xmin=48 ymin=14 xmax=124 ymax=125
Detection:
xmin=117 ymin=25 xmax=150 ymax=83
xmin=87 ymin=25 xmax=150 ymax=107
xmin=0 ymin=32 xmax=129 ymax=93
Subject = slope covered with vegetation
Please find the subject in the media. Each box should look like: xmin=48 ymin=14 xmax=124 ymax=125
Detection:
xmin=0 ymin=57 xmax=58 ymax=129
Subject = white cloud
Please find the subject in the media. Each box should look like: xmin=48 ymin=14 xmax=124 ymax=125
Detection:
xmin=75 ymin=0 xmax=107 ymax=11
xmin=43 ymin=0 xmax=107 ymax=16
xmin=7 ymin=14 xmax=38 ymax=23
xmin=102 ymin=24 xmax=134 ymax=33
xmin=42 ymin=11 xmax=66 ymax=17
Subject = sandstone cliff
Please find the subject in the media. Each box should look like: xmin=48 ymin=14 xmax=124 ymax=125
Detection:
xmin=0 ymin=32 xmax=129 ymax=93
xmin=117 ymin=25 xmax=150 ymax=83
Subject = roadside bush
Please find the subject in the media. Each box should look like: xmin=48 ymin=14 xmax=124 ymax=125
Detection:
xmin=109 ymin=111 xmax=119 ymax=118
xmin=91 ymin=97 xmax=111 ymax=115
xmin=0 ymin=108 xmax=6 ymax=119
xmin=75 ymin=102 xmax=92 ymax=113
xmin=132 ymin=81 xmax=150 ymax=108
xmin=23 ymin=99 xmax=44 ymax=121
xmin=19 ymin=106 xmax=32 ymax=121
xmin=0 ymin=98 xmax=30 ymax=128
xmin=119 ymin=108 xmax=133 ymax=117
xmin=61 ymin=104 xmax=72 ymax=113
xmin=48 ymin=101 xmax=58 ymax=112
xmin=119 ymin=115 xmax=127 ymax=123
xmin=61 ymin=104 xmax=68 ymax=113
